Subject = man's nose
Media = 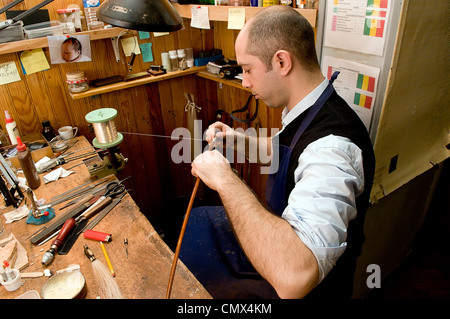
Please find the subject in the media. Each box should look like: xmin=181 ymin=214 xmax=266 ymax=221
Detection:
xmin=241 ymin=75 xmax=251 ymax=89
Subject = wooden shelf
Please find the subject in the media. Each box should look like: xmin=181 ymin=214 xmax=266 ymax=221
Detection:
xmin=0 ymin=27 xmax=131 ymax=55
xmin=196 ymin=70 xmax=250 ymax=92
xmin=70 ymin=66 xmax=207 ymax=99
xmin=172 ymin=3 xmax=317 ymax=27
xmin=0 ymin=5 xmax=317 ymax=55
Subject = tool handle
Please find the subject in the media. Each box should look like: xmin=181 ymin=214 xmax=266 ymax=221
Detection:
xmin=53 ymin=218 xmax=76 ymax=249
xmin=37 ymin=158 xmax=58 ymax=173
xmin=82 ymin=196 xmax=113 ymax=220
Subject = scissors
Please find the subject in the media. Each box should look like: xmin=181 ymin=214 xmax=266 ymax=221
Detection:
xmin=80 ymin=180 xmax=127 ymax=218
xmin=103 ymin=181 xmax=126 ymax=199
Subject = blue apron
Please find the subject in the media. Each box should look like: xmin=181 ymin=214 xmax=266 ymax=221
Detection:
xmin=180 ymin=73 xmax=339 ymax=298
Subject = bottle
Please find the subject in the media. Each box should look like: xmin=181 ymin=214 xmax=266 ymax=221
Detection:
xmin=42 ymin=120 xmax=56 ymax=142
xmin=161 ymin=52 xmax=171 ymax=72
xmin=5 ymin=110 xmax=19 ymax=145
xmin=2 ymin=261 xmax=15 ymax=282
xmin=169 ymin=50 xmax=178 ymax=72
xmin=185 ymin=47 xmax=194 ymax=68
xmin=0 ymin=124 xmax=10 ymax=148
xmin=16 ymin=137 xmax=41 ymax=189
xmin=82 ymin=0 xmax=104 ymax=30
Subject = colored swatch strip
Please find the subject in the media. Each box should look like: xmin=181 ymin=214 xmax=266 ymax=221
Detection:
xmin=366 ymin=9 xmax=387 ymax=17
xmin=354 ymin=93 xmax=373 ymax=109
xmin=357 ymin=73 xmax=376 ymax=92
xmin=364 ymin=18 xmax=385 ymax=37
xmin=367 ymin=0 xmax=388 ymax=9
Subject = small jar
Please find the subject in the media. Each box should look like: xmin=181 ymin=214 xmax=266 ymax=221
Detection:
xmin=66 ymin=71 xmax=89 ymax=93
xmin=177 ymin=49 xmax=187 ymax=70
xmin=169 ymin=50 xmax=178 ymax=72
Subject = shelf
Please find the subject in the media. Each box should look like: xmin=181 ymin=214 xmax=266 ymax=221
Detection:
xmin=70 ymin=66 xmax=207 ymax=99
xmin=196 ymin=70 xmax=250 ymax=92
xmin=172 ymin=3 xmax=317 ymax=28
xmin=0 ymin=27 xmax=131 ymax=55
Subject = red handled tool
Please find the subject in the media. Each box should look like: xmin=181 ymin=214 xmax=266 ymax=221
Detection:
xmin=41 ymin=217 xmax=76 ymax=265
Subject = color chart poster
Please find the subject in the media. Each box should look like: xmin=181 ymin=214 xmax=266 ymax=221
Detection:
xmin=324 ymin=0 xmax=391 ymax=56
xmin=322 ymin=56 xmax=380 ymax=130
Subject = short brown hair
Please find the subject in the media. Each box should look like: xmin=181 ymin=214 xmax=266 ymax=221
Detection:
xmin=245 ymin=6 xmax=319 ymax=72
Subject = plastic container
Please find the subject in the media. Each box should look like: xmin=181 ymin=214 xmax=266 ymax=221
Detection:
xmin=16 ymin=137 xmax=41 ymax=189
xmin=0 ymin=268 xmax=21 ymax=292
xmin=42 ymin=120 xmax=56 ymax=142
xmin=24 ymin=21 xmax=69 ymax=39
xmin=177 ymin=49 xmax=187 ymax=70
xmin=161 ymin=52 xmax=171 ymax=71
xmin=169 ymin=50 xmax=178 ymax=72
xmin=5 ymin=110 xmax=19 ymax=145
xmin=57 ymin=8 xmax=82 ymax=32
xmin=0 ymin=21 xmax=25 ymax=44
xmin=66 ymin=71 xmax=89 ymax=93
xmin=185 ymin=48 xmax=194 ymax=68
xmin=82 ymin=0 xmax=104 ymax=31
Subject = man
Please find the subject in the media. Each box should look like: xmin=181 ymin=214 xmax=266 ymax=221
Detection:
xmin=179 ymin=6 xmax=375 ymax=299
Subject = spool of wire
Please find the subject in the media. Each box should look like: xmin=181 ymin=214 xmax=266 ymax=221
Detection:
xmin=85 ymin=108 xmax=123 ymax=148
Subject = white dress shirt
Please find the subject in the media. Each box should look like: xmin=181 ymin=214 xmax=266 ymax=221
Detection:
xmin=275 ymin=78 xmax=365 ymax=283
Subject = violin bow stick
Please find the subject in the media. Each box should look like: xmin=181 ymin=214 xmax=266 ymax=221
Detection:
xmin=166 ymin=138 xmax=216 ymax=299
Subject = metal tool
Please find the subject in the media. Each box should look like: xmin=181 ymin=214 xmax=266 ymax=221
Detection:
xmin=37 ymin=149 xmax=105 ymax=173
xmin=0 ymin=0 xmax=54 ymax=31
xmin=25 ymin=188 xmax=55 ymax=225
xmin=30 ymin=194 xmax=94 ymax=245
xmin=124 ymin=237 xmax=128 ymax=258
xmin=46 ymin=177 xmax=112 ymax=207
xmin=166 ymin=138 xmax=216 ymax=299
xmin=0 ymin=0 xmax=24 ymax=15
xmin=82 ymin=192 xmax=126 ymax=233
xmin=0 ymin=152 xmax=23 ymax=208
xmin=41 ymin=217 xmax=76 ymax=265
xmin=59 ymin=196 xmax=113 ymax=255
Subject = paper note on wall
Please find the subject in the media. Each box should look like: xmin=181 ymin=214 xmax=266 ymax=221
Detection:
xmin=154 ymin=32 xmax=169 ymax=37
xmin=138 ymin=31 xmax=150 ymax=40
xmin=228 ymin=7 xmax=245 ymax=30
xmin=139 ymin=42 xmax=154 ymax=63
xmin=20 ymin=48 xmax=50 ymax=75
xmin=121 ymin=36 xmax=141 ymax=57
xmin=321 ymin=56 xmax=380 ymax=130
xmin=0 ymin=62 xmax=21 ymax=85
xmin=324 ymin=0 xmax=391 ymax=56
xmin=191 ymin=6 xmax=210 ymax=29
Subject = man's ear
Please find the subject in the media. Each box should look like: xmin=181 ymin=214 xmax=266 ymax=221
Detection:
xmin=272 ymin=50 xmax=292 ymax=76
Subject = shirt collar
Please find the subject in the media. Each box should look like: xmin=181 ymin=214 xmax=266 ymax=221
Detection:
xmin=281 ymin=77 xmax=329 ymax=128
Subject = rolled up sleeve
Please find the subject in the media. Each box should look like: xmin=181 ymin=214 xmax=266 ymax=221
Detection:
xmin=281 ymin=135 xmax=365 ymax=283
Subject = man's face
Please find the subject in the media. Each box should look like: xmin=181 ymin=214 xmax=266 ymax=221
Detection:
xmin=61 ymin=42 xmax=80 ymax=62
xmin=235 ymin=29 xmax=283 ymax=108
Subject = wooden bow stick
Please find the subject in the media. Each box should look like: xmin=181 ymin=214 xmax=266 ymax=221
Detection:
xmin=166 ymin=138 xmax=216 ymax=299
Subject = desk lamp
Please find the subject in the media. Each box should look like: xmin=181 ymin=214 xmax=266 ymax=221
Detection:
xmin=96 ymin=0 xmax=183 ymax=32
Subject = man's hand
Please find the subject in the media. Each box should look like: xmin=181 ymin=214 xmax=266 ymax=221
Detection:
xmin=191 ymin=150 xmax=233 ymax=191
xmin=205 ymin=121 xmax=236 ymax=147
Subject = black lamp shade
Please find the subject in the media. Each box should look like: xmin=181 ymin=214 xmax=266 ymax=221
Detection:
xmin=97 ymin=0 xmax=183 ymax=32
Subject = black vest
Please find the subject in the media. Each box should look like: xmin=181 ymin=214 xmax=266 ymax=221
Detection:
xmin=278 ymin=90 xmax=375 ymax=298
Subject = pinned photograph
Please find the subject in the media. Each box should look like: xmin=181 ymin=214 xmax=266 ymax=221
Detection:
xmin=48 ymin=35 xmax=92 ymax=64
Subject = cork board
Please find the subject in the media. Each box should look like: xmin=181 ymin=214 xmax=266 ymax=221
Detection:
xmin=370 ymin=0 xmax=450 ymax=201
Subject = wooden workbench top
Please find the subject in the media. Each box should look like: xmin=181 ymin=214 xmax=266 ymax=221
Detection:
xmin=0 ymin=136 xmax=211 ymax=299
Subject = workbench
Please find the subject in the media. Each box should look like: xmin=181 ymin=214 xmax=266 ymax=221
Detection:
xmin=0 ymin=136 xmax=211 ymax=299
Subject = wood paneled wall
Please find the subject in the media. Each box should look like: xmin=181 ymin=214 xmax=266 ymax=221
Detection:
xmin=0 ymin=0 xmax=282 ymax=230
